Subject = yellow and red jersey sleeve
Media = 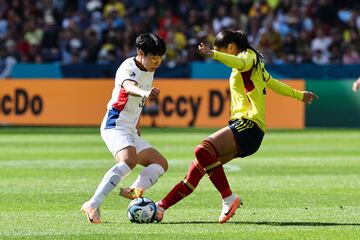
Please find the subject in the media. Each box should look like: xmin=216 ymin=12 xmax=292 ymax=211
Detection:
xmin=264 ymin=69 xmax=304 ymax=101
xmin=212 ymin=50 xmax=255 ymax=72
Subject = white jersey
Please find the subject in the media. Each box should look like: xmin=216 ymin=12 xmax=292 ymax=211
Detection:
xmin=101 ymin=57 xmax=154 ymax=131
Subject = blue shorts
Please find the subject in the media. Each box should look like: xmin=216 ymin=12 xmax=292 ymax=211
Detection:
xmin=228 ymin=118 xmax=264 ymax=158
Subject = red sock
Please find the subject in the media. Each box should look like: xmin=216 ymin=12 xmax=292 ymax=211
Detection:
xmin=195 ymin=140 xmax=232 ymax=199
xmin=159 ymin=160 xmax=205 ymax=209
xmin=158 ymin=181 xmax=192 ymax=210
xmin=184 ymin=160 xmax=206 ymax=189
xmin=208 ymin=166 xmax=232 ymax=199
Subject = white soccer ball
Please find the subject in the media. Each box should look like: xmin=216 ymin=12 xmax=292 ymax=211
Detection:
xmin=127 ymin=197 xmax=157 ymax=223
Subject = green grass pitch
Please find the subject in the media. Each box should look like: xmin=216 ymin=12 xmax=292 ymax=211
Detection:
xmin=0 ymin=127 xmax=359 ymax=240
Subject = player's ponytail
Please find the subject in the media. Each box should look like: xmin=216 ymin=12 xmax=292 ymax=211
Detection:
xmin=234 ymin=30 xmax=263 ymax=69
xmin=214 ymin=29 xmax=263 ymax=68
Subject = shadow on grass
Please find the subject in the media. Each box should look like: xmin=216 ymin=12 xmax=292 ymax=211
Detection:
xmin=161 ymin=221 xmax=360 ymax=226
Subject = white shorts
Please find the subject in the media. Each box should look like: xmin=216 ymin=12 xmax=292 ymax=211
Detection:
xmin=100 ymin=129 xmax=152 ymax=156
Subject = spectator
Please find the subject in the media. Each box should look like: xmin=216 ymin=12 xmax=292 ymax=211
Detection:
xmin=83 ymin=28 xmax=101 ymax=63
xmin=312 ymin=49 xmax=330 ymax=65
xmin=0 ymin=12 xmax=8 ymax=40
xmin=343 ymin=44 xmax=360 ymax=64
xmin=311 ymin=28 xmax=332 ymax=64
xmin=212 ymin=6 xmax=235 ymax=33
xmin=0 ymin=0 xmax=358 ymax=67
xmin=103 ymin=0 xmax=126 ymax=18
xmin=0 ymin=39 xmax=17 ymax=79
xmin=258 ymin=21 xmax=283 ymax=62
xmin=24 ymin=18 xmax=43 ymax=46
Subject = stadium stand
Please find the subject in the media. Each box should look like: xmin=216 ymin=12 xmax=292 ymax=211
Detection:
xmin=0 ymin=0 xmax=359 ymax=78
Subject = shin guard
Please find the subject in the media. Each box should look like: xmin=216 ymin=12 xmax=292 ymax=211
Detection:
xmin=195 ymin=140 xmax=232 ymax=199
xmin=194 ymin=140 xmax=221 ymax=171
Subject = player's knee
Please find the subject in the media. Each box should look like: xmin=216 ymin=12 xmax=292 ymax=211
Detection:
xmin=194 ymin=140 xmax=219 ymax=168
xmin=160 ymin=158 xmax=168 ymax=172
xmin=117 ymin=158 xmax=137 ymax=169
xmin=127 ymin=160 xmax=137 ymax=169
xmin=151 ymin=155 xmax=168 ymax=172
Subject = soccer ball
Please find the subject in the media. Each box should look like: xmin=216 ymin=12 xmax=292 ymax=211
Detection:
xmin=127 ymin=197 xmax=157 ymax=223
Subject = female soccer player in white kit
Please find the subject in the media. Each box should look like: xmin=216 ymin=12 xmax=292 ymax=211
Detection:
xmin=81 ymin=33 xmax=168 ymax=224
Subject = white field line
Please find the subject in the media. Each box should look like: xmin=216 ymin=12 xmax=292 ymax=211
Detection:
xmin=0 ymin=158 xmax=242 ymax=172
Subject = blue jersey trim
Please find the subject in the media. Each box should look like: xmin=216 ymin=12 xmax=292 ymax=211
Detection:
xmin=105 ymin=107 xmax=120 ymax=129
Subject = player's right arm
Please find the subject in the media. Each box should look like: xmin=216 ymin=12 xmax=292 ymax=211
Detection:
xmin=198 ymin=42 xmax=254 ymax=72
xmin=122 ymin=80 xmax=160 ymax=99
xmin=211 ymin=50 xmax=254 ymax=72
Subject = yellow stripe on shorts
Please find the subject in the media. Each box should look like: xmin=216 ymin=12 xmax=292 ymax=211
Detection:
xmin=235 ymin=120 xmax=253 ymax=132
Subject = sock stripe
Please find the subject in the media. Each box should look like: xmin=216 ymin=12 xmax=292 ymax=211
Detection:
xmin=205 ymin=161 xmax=221 ymax=172
xmin=194 ymin=159 xmax=206 ymax=174
xmin=182 ymin=179 xmax=195 ymax=191
xmin=204 ymin=140 xmax=219 ymax=157
xmin=202 ymin=141 xmax=217 ymax=157
xmin=201 ymin=143 xmax=216 ymax=158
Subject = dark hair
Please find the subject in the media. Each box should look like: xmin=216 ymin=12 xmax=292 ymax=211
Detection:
xmin=213 ymin=29 xmax=264 ymax=68
xmin=135 ymin=33 xmax=166 ymax=56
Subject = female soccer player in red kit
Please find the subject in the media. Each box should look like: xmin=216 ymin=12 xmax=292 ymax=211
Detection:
xmin=155 ymin=29 xmax=318 ymax=224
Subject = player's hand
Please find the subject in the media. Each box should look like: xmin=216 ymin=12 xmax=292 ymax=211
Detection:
xmin=352 ymin=79 xmax=360 ymax=92
xmin=146 ymin=87 xmax=160 ymax=100
xmin=302 ymin=91 xmax=318 ymax=105
xmin=198 ymin=42 xmax=214 ymax=57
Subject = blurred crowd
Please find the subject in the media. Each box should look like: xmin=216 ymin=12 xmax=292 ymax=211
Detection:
xmin=0 ymin=0 xmax=359 ymax=77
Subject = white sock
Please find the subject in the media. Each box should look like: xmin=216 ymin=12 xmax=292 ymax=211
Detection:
xmin=89 ymin=162 xmax=131 ymax=208
xmin=130 ymin=163 xmax=165 ymax=191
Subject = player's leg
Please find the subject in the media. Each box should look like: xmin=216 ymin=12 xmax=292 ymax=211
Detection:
xmin=200 ymin=127 xmax=237 ymax=198
xmin=156 ymin=126 xmax=239 ymax=222
xmin=120 ymin=148 xmax=168 ymax=199
xmin=155 ymin=157 xmax=206 ymax=222
xmin=213 ymin=119 xmax=264 ymax=223
xmin=120 ymin=136 xmax=168 ymax=199
xmin=157 ymin=119 xmax=264 ymax=223
xmin=156 ymin=157 xmax=205 ymax=213
xmin=226 ymin=119 xmax=264 ymax=161
xmin=194 ymin=127 xmax=242 ymax=223
xmin=82 ymin=130 xmax=137 ymax=224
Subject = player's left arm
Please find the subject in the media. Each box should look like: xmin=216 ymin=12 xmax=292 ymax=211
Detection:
xmin=266 ymin=74 xmax=318 ymax=105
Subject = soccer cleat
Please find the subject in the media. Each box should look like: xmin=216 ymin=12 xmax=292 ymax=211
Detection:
xmin=154 ymin=203 xmax=165 ymax=222
xmin=119 ymin=187 xmax=144 ymax=200
xmin=218 ymin=194 xmax=241 ymax=224
xmin=81 ymin=201 xmax=101 ymax=224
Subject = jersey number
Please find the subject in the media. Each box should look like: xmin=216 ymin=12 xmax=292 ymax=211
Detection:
xmin=139 ymin=97 xmax=146 ymax=107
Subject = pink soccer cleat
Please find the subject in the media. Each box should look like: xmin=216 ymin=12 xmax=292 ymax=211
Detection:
xmin=81 ymin=201 xmax=101 ymax=224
